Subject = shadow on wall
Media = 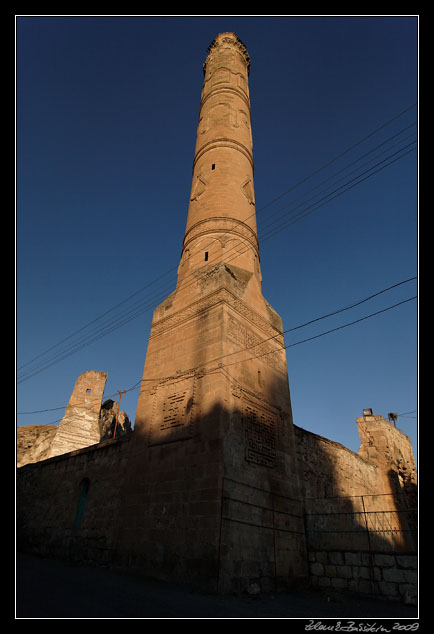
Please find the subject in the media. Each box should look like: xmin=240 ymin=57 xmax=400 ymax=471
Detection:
xmin=113 ymin=390 xmax=309 ymax=595
xmin=295 ymin=419 xmax=417 ymax=551
xmin=295 ymin=425 xmax=417 ymax=603
xmin=386 ymin=469 xmax=417 ymax=553
xmin=16 ymin=392 xmax=417 ymax=599
xmin=17 ymin=389 xmax=307 ymax=596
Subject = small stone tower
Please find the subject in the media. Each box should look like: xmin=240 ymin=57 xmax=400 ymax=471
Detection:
xmin=357 ymin=410 xmax=417 ymax=505
xmin=49 ymin=371 xmax=108 ymax=458
xmin=120 ymin=33 xmax=307 ymax=593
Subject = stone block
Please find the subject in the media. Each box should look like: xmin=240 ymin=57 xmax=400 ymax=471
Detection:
xmin=328 ymin=551 xmax=344 ymax=565
xmin=378 ymin=580 xmax=399 ymax=597
xmin=352 ymin=565 xmax=371 ymax=580
xmin=372 ymin=566 xmax=382 ymax=581
xmin=324 ymin=564 xmax=336 ymax=577
xmin=360 ymin=553 xmax=373 ymax=566
xmin=399 ymin=584 xmax=417 ymax=605
xmin=382 ymin=567 xmax=407 ymax=583
xmin=404 ymin=569 xmax=418 ymax=584
xmin=336 ymin=565 xmax=352 ymax=579
xmin=331 ymin=577 xmax=348 ymax=589
xmin=357 ymin=579 xmax=374 ymax=594
xmin=310 ymin=562 xmax=324 ymax=576
xmin=345 ymin=552 xmax=361 ymax=565
xmin=374 ymin=553 xmax=395 ymax=567
xmin=396 ymin=555 xmax=417 ymax=569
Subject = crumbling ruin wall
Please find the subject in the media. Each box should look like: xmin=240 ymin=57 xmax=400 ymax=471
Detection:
xmin=294 ymin=415 xmax=417 ymax=604
xmin=17 ymin=373 xmax=132 ymax=468
xmin=17 ymin=424 xmax=58 ymax=468
xmin=294 ymin=424 xmax=386 ymax=501
xmin=357 ymin=412 xmax=417 ymax=507
xmin=48 ymin=371 xmax=108 ymax=458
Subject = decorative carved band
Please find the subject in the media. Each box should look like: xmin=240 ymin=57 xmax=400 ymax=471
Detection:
xmin=200 ymin=85 xmax=251 ymax=112
xmin=193 ymin=137 xmax=254 ymax=170
xmin=150 ymin=286 xmax=285 ymax=348
xmin=183 ymin=216 xmax=259 ymax=254
xmin=227 ymin=313 xmax=287 ymax=375
xmin=204 ymin=34 xmax=250 ymax=75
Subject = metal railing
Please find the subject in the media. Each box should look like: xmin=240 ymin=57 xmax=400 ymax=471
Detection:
xmin=304 ymin=493 xmax=417 ymax=553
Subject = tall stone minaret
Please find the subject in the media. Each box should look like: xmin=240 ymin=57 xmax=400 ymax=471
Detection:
xmin=126 ymin=33 xmax=307 ymax=594
xmin=178 ymin=32 xmax=260 ymax=290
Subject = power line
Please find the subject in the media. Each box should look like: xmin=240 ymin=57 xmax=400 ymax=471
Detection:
xmin=17 ymin=105 xmax=417 ymax=383
xmin=234 ymin=296 xmax=417 ymax=365
xmin=121 ymin=295 xmax=418 ymax=387
xmin=257 ymin=121 xmax=416 ymax=229
xmin=18 ymin=117 xmax=417 ymax=378
xmin=17 ymin=389 xmax=129 ymax=416
xmin=18 ymin=105 xmax=417 ymax=376
xmin=258 ymin=132 xmax=416 ymax=237
xmin=260 ymin=143 xmax=416 ymax=243
xmin=18 ymin=279 xmax=417 ymax=417
xmin=147 ymin=276 xmax=419 ymax=373
xmin=17 ymin=139 xmax=416 ymax=384
xmin=255 ymin=103 xmax=417 ymax=217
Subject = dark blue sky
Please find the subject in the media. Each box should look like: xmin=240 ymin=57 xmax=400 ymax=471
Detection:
xmin=16 ymin=16 xmax=418 ymax=461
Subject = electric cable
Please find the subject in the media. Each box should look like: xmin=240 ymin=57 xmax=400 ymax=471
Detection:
xmin=17 ymin=153 xmax=415 ymax=383
xmin=18 ymin=116 xmax=417 ymax=378
xmin=17 ymin=106 xmax=417 ymax=383
xmin=223 ymin=296 xmax=417 ymax=369
xmin=17 ymin=139 xmax=416 ymax=384
xmin=258 ymin=133 xmax=416 ymax=238
xmin=18 ymin=104 xmax=417 ymax=374
xmin=261 ymin=144 xmax=417 ymax=243
xmin=18 ymin=277 xmax=417 ymax=416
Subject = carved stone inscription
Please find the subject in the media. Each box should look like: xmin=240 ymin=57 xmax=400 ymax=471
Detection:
xmin=227 ymin=314 xmax=286 ymax=374
xmin=161 ymin=390 xmax=188 ymax=430
xmin=244 ymin=403 xmax=277 ymax=468
xmin=149 ymin=377 xmax=196 ymax=445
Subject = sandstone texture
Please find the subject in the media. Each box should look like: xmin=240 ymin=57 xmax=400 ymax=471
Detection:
xmin=17 ymin=424 xmax=58 ymax=468
xmin=17 ymin=380 xmax=131 ymax=467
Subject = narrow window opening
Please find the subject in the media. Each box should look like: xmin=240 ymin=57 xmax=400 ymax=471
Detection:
xmin=73 ymin=478 xmax=90 ymax=531
xmin=86 ymin=388 xmax=91 ymax=393
xmin=204 ymin=252 xmax=209 ymax=261
xmin=211 ymin=163 xmax=215 ymax=170
xmin=257 ymin=370 xmax=262 ymax=387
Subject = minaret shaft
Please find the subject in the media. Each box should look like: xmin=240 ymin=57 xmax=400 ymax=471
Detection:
xmin=178 ymin=33 xmax=261 ymax=286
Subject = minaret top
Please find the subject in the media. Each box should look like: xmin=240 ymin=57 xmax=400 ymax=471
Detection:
xmin=177 ymin=29 xmax=259 ymax=289
xmin=203 ymin=32 xmax=250 ymax=75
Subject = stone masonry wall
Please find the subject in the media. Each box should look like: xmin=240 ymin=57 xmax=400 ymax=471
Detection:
xmin=17 ymin=435 xmax=131 ymax=565
xmin=294 ymin=424 xmax=417 ymax=603
xmin=294 ymin=424 xmax=389 ymax=501
xmin=308 ymin=550 xmax=417 ymax=605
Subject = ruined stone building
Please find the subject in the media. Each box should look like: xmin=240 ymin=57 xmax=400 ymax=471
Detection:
xmin=17 ymin=371 xmax=131 ymax=468
xmin=17 ymin=33 xmax=417 ymax=605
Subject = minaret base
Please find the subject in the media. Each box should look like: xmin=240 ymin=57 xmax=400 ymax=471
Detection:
xmin=116 ymin=266 xmax=308 ymax=593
